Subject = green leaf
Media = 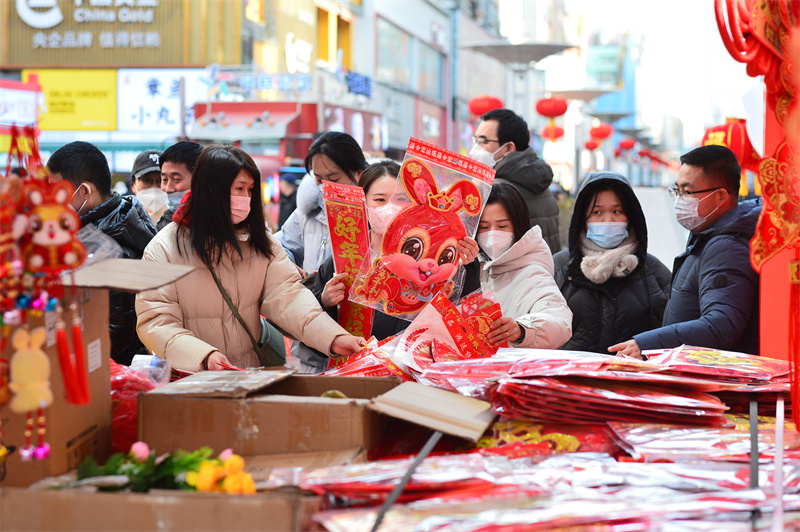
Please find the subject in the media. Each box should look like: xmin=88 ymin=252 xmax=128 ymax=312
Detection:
xmin=76 ymin=456 xmax=104 ymax=480
xmin=102 ymin=453 xmax=126 ymax=475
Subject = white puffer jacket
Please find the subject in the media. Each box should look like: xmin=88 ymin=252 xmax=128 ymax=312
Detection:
xmin=481 ymin=226 xmax=573 ymax=349
xmin=274 ymin=174 xmax=331 ymax=273
xmin=135 ymin=223 xmax=346 ymax=372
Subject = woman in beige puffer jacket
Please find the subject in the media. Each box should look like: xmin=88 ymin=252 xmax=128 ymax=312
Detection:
xmin=135 ymin=145 xmax=363 ymax=372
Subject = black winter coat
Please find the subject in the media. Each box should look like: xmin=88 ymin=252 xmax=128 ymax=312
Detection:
xmin=81 ymin=194 xmax=157 ymax=364
xmin=553 ymin=172 xmax=671 ymax=353
xmin=634 ymin=198 xmax=761 ymax=355
xmin=493 ymin=147 xmax=561 ymax=252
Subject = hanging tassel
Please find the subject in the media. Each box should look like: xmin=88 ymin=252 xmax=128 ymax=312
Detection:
xmin=70 ymin=300 xmax=90 ymax=404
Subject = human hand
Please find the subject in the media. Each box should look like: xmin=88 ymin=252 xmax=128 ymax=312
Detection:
xmin=457 ymin=237 xmax=479 ymax=264
xmin=608 ymin=339 xmax=643 ymax=359
xmin=321 ymin=272 xmax=349 ymax=307
xmin=330 ymin=334 xmax=366 ymax=359
xmin=205 ymin=351 xmax=232 ymax=371
xmin=487 ymin=316 xmax=523 ymax=346
xmin=296 ymin=265 xmax=307 ymax=278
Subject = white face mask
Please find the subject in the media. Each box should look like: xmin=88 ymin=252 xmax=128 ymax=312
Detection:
xmin=230 ymin=195 xmax=251 ymax=225
xmin=164 ymin=190 xmax=187 ymax=212
xmin=70 ymin=184 xmax=90 ymax=216
xmin=674 ymin=193 xmax=722 ymax=231
xmin=136 ymin=187 xmax=166 ymax=214
xmin=586 ymin=222 xmax=629 ymax=249
xmin=477 ymin=230 xmax=515 ymax=260
xmin=367 ymin=203 xmax=404 ymax=235
xmin=468 ymin=143 xmax=506 ymax=168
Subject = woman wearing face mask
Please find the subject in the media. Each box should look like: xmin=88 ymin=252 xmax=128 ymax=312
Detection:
xmin=136 ymin=145 xmax=364 ymax=372
xmin=275 ymin=132 xmax=368 ymax=279
xmin=476 ymin=182 xmax=572 ymax=348
xmin=552 ymin=172 xmax=671 ymax=353
xmin=293 ymin=160 xmax=482 ymax=373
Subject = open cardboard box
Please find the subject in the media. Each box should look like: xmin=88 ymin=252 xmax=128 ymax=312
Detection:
xmin=0 ymin=258 xmax=193 ymax=487
xmin=0 ymin=487 xmax=322 ymax=532
xmin=139 ymin=370 xmax=496 ymax=459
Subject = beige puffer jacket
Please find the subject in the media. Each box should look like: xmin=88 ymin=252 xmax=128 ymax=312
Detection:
xmin=135 ymin=223 xmax=346 ymax=372
xmin=481 ymin=225 xmax=573 ymax=349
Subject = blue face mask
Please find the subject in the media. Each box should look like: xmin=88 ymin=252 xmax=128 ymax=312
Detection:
xmin=164 ymin=190 xmax=187 ymax=212
xmin=586 ymin=222 xmax=629 ymax=249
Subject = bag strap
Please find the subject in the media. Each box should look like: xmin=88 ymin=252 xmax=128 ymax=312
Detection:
xmin=209 ymin=268 xmax=262 ymax=355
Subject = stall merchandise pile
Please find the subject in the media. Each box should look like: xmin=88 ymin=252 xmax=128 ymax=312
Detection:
xmin=284 ymin=346 xmax=798 ymax=530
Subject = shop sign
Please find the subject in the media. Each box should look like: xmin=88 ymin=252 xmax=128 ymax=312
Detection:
xmin=0 ymin=81 xmax=41 ymax=129
xmin=8 ymin=0 xmax=182 ymax=67
xmin=22 ymin=69 xmax=117 ymax=131
xmin=117 ymin=68 xmax=209 ymax=134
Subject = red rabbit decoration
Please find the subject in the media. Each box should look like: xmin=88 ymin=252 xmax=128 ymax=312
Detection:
xmin=19 ymin=180 xmax=86 ymax=276
xmin=354 ymin=158 xmax=482 ymax=317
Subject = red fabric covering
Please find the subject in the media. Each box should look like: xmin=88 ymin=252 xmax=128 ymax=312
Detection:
xmin=110 ymin=360 xmax=156 ymax=454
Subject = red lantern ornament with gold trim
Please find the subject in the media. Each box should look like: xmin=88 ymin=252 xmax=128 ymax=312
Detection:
xmin=702 ymin=117 xmax=762 ymax=196
xmin=540 ymin=125 xmax=564 ymax=142
xmin=536 ymin=97 xmax=569 ymax=142
xmin=468 ymin=95 xmax=504 ymax=117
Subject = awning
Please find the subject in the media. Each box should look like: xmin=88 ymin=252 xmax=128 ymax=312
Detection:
xmin=190 ymin=106 xmax=301 ymax=143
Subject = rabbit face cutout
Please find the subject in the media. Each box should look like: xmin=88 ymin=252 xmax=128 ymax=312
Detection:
xmin=355 ymin=159 xmax=482 ymax=317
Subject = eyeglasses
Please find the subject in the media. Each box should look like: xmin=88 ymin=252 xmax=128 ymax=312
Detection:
xmin=472 ymin=135 xmax=500 ymax=147
xmin=667 ymin=187 xmax=723 ymax=199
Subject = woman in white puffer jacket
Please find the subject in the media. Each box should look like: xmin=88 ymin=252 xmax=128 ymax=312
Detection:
xmin=477 ymin=181 xmax=573 ymax=349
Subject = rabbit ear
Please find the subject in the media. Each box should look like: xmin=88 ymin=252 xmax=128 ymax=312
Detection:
xmin=446 ymin=180 xmax=483 ymax=216
xmin=51 ymin=181 xmax=74 ymax=205
xmin=400 ymin=158 xmax=438 ymax=205
xmin=29 ymin=327 xmax=46 ymax=350
xmin=11 ymin=328 xmax=30 ymax=351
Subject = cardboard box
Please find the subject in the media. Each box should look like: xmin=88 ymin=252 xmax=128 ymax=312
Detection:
xmin=139 ymin=370 xmax=401 ymax=456
xmin=0 ymin=487 xmax=322 ymax=531
xmin=1 ymin=259 xmax=194 ymax=487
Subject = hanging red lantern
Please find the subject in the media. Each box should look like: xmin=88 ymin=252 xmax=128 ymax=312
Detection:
xmin=539 ymin=125 xmax=564 ymax=142
xmin=585 ymin=140 xmax=599 ymax=151
xmin=536 ymin=97 xmax=569 ymax=144
xmin=618 ymin=138 xmax=636 ymax=150
xmin=468 ymin=95 xmax=504 ymax=117
xmin=536 ymin=97 xmax=569 ymax=118
xmin=638 ymin=149 xmax=651 ymax=159
xmin=614 ymin=149 xmax=622 ymax=158
xmin=702 ymin=117 xmax=762 ymax=196
xmin=588 ymin=123 xmax=613 ymax=147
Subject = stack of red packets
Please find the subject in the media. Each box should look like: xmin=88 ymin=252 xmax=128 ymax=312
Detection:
xmin=323 ymin=292 xmax=504 ymax=380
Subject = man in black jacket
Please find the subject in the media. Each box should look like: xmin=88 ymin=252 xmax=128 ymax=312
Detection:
xmin=469 ymin=108 xmax=561 ymax=252
xmin=610 ymin=145 xmax=761 ymax=358
xmin=48 ymin=141 xmax=157 ymax=365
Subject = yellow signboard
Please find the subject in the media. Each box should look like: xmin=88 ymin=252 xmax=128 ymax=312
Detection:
xmin=22 ymin=69 xmax=117 ymax=131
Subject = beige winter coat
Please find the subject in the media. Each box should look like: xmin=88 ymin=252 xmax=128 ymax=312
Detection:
xmin=481 ymin=226 xmax=573 ymax=349
xmin=135 ymin=223 xmax=347 ymax=372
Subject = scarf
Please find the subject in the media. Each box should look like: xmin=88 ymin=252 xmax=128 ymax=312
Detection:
xmin=172 ymin=190 xmax=192 ymax=226
xmin=579 ymin=232 xmax=639 ymax=284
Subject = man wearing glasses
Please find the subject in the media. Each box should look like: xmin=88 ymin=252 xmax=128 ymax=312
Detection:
xmin=610 ymin=145 xmax=761 ymax=359
xmin=468 ymin=109 xmax=561 ymax=252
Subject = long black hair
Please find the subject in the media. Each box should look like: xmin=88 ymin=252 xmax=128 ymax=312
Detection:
xmin=178 ymin=145 xmax=273 ymax=267
xmin=305 ymin=131 xmax=368 ymax=182
xmin=486 ymin=181 xmax=531 ymax=244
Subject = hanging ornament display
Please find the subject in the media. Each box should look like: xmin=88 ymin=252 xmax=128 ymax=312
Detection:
xmin=585 ymin=140 xmax=599 ymax=151
xmin=8 ymin=327 xmax=52 ymax=461
xmin=715 ymin=0 xmax=800 ymax=427
xmin=536 ymin=97 xmax=569 ymax=142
